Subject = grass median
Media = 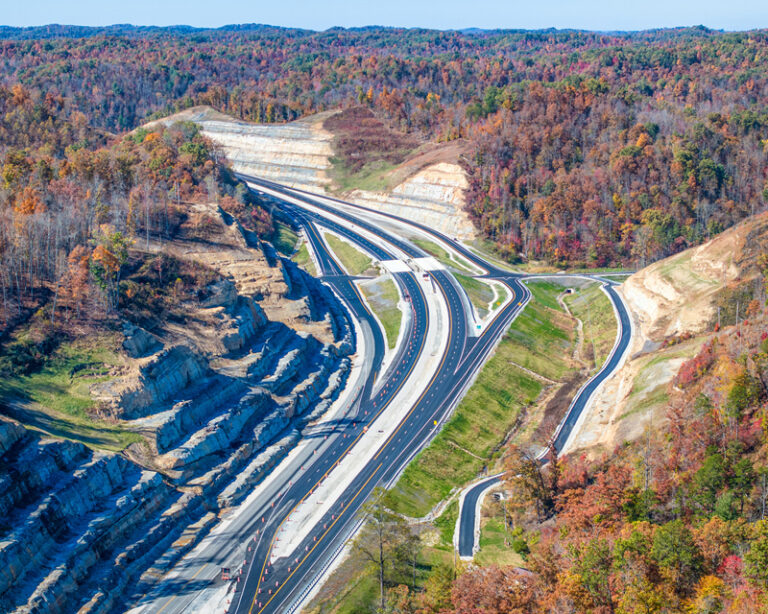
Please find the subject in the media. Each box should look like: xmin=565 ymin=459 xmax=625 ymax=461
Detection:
xmin=324 ymin=232 xmax=375 ymax=276
xmin=291 ymin=242 xmax=317 ymax=276
xmin=385 ymin=281 xmax=574 ymax=518
xmin=453 ymin=272 xmax=494 ymax=319
xmin=361 ymin=277 xmax=402 ymax=350
xmin=411 ymin=237 xmax=474 ymax=274
xmin=306 ymin=279 xmax=621 ymax=612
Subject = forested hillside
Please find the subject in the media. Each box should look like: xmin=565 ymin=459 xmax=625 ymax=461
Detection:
xmin=306 ymin=226 xmax=768 ymax=614
xmin=0 ymin=86 xmax=272 ymax=332
xmin=0 ymin=23 xmax=767 ymax=614
xmin=1 ymin=25 xmax=767 ymax=268
xmin=441 ymin=264 xmax=768 ymax=613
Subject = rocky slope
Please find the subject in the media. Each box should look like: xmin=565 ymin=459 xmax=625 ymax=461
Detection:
xmin=152 ymin=106 xmax=477 ymax=239
xmin=0 ymin=201 xmax=355 ymax=613
xmin=148 ymin=106 xmax=335 ymax=192
xmin=348 ymin=161 xmax=472 ymax=239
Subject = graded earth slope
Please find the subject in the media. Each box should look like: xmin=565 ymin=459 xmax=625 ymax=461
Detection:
xmin=623 ymin=211 xmax=768 ymax=341
xmin=563 ymin=211 xmax=768 ymax=457
xmin=347 ymin=161 xmax=471 ymax=240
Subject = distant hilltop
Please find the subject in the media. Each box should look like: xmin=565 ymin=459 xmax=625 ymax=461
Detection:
xmin=0 ymin=23 xmax=734 ymax=40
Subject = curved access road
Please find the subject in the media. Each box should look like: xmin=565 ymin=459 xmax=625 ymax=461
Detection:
xmin=142 ymin=169 xmax=614 ymax=613
xmin=456 ymin=278 xmax=633 ymax=558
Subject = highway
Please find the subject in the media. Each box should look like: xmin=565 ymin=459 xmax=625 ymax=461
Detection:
xmin=226 ymin=177 xmax=534 ymax=614
xmin=134 ymin=173 xmax=631 ymax=614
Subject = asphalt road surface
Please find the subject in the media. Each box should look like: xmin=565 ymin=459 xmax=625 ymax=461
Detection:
xmin=456 ymin=279 xmax=633 ymax=558
xmin=136 ymin=173 xmax=629 ymax=614
xmin=226 ymin=177 xmax=531 ymax=614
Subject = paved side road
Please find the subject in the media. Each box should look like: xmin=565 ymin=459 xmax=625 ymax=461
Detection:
xmin=133 ymin=172 xmax=627 ymax=613
xmin=457 ymin=279 xmax=633 ymax=558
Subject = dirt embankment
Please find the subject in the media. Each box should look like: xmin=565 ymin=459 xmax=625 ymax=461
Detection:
xmin=623 ymin=212 xmax=768 ymax=341
xmin=137 ymin=201 xmax=333 ymax=344
xmin=565 ymin=212 xmax=768 ymax=458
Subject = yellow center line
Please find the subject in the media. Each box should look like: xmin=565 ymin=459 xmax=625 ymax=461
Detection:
xmin=250 ymin=464 xmax=383 ymax=614
xmin=245 ymin=209 xmax=488 ymax=613
xmin=374 ymin=276 xmax=452 ymax=457
xmin=241 ymin=182 xmax=524 ymax=612
xmin=248 ymin=220 xmax=427 ymax=602
xmin=155 ymin=560 xmax=210 ymax=614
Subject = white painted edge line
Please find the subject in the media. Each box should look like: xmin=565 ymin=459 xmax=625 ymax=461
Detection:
xmin=312 ymin=223 xmax=410 ymax=379
xmin=458 ymin=276 xmax=636 ymax=562
xmin=283 ymin=277 xmax=451 ymax=609
xmin=268 ymin=246 xmax=449 ymax=561
xmin=251 ymin=183 xmax=538 ymax=606
xmin=255 ymin=182 xmax=455 ymax=403
xmin=453 ymin=285 xmax=533 ymax=559
xmin=256 ymin=182 xmax=416 ymax=388
xmin=286 ymin=249 xmax=533 ymax=611
xmin=127 ymin=238 xmax=374 ymax=614
xmin=285 ymin=189 xmax=486 ymax=276
xmin=250 ymin=184 xmax=414 ymax=263
xmin=454 ymin=473 xmax=503 ymax=560
xmin=298 ymin=224 xmax=371 ymax=431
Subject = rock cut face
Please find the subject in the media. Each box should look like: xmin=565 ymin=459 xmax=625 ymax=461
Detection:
xmin=150 ymin=106 xmax=336 ymax=191
xmin=348 ymin=161 xmax=473 ymax=240
xmin=152 ymin=106 xmax=477 ymax=240
xmin=0 ymin=174 xmax=358 ymax=613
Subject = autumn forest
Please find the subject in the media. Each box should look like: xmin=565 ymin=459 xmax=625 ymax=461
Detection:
xmin=1 ymin=23 xmax=768 ymax=614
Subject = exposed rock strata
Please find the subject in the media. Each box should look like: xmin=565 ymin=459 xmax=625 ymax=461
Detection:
xmin=0 ymin=197 xmax=355 ymax=613
xmin=155 ymin=106 xmax=477 ymax=240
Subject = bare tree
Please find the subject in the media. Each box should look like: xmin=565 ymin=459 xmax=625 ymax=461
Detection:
xmin=353 ymin=488 xmax=403 ymax=613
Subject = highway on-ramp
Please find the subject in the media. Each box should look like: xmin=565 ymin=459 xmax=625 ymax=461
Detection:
xmin=225 ymin=177 xmax=532 ymax=614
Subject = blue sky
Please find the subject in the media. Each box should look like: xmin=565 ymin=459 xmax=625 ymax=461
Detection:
xmin=4 ymin=0 xmax=768 ymax=32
